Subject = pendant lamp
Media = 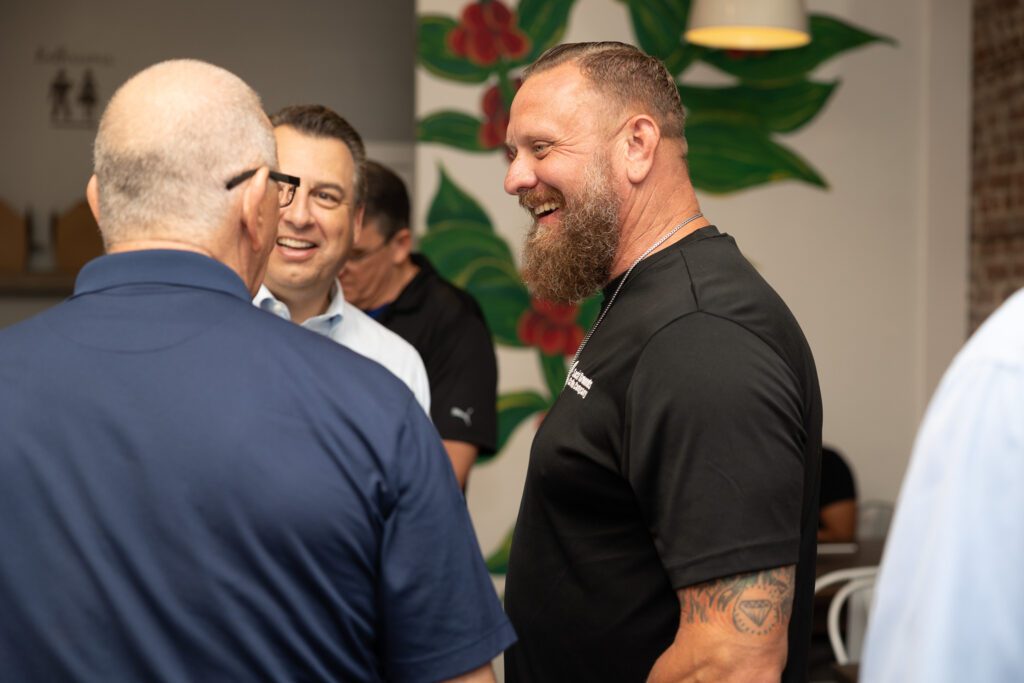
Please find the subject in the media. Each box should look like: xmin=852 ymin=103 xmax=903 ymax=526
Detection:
xmin=685 ymin=0 xmax=810 ymax=50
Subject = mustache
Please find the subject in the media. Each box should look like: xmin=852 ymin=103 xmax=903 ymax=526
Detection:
xmin=519 ymin=187 xmax=564 ymax=211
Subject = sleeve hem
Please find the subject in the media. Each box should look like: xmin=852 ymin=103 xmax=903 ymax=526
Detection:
xmin=664 ymin=537 xmax=800 ymax=590
xmin=388 ymin=620 xmax=517 ymax=683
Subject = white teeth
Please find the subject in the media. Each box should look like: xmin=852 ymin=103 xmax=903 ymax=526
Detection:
xmin=277 ymin=237 xmax=315 ymax=249
xmin=532 ymin=201 xmax=560 ymax=217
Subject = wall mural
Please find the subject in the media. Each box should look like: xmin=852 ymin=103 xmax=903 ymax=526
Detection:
xmin=415 ymin=0 xmax=893 ymax=575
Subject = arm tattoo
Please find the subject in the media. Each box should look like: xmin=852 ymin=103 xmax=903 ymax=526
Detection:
xmin=679 ymin=566 xmax=796 ymax=636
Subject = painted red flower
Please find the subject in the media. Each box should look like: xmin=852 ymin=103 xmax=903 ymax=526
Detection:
xmin=448 ymin=1 xmax=530 ymax=67
xmin=478 ymin=79 xmax=520 ymax=148
xmin=518 ymin=298 xmax=585 ymax=356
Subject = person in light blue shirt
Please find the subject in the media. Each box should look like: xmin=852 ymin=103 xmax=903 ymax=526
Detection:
xmin=861 ymin=288 xmax=1024 ymax=682
xmin=256 ymin=104 xmax=430 ymax=413
xmin=255 ymin=280 xmax=430 ymax=413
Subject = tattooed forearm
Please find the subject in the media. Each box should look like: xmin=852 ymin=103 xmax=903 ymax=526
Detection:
xmin=678 ymin=566 xmax=796 ymax=636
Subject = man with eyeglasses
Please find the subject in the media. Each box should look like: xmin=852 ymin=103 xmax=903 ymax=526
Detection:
xmin=254 ymin=106 xmax=430 ymax=413
xmin=341 ymin=161 xmax=498 ymax=489
xmin=0 ymin=60 xmax=514 ymax=682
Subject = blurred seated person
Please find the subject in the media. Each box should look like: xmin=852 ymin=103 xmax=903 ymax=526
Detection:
xmin=341 ymin=161 xmax=497 ymax=489
xmin=819 ymin=445 xmax=858 ymax=542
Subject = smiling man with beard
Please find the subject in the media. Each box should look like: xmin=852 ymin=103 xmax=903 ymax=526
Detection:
xmin=502 ymin=42 xmax=823 ymax=683
xmin=255 ymin=105 xmax=430 ymax=413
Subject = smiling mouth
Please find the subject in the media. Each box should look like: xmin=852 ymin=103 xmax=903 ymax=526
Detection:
xmin=532 ymin=201 xmax=561 ymax=218
xmin=277 ymin=236 xmax=316 ymax=250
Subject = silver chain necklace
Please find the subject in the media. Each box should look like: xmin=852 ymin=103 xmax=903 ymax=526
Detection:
xmin=565 ymin=212 xmax=703 ymax=386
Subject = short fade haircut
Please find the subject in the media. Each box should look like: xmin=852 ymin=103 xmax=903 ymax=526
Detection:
xmin=362 ymin=160 xmax=410 ymax=242
xmin=523 ymin=41 xmax=686 ymax=142
xmin=269 ymin=104 xmax=367 ymax=206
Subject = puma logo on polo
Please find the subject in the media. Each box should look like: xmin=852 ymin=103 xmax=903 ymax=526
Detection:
xmin=451 ymin=406 xmax=474 ymax=426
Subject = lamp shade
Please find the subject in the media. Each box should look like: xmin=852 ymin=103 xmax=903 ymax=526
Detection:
xmin=685 ymin=0 xmax=810 ymax=50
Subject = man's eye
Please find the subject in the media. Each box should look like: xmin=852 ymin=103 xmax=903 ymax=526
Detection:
xmin=532 ymin=143 xmax=549 ymax=156
xmin=314 ymin=191 xmax=341 ymax=206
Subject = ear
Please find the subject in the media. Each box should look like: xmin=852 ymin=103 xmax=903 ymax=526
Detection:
xmin=240 ymin=166 xmax=273 ymax=252
xmin=391 ymin=227 xmax=413 ymax=264
xmin=86 ymin=175 xmax=101 ymax=222
xmin=623 ymin=114 xmax=660 ymax=184
xmin=352 ymin=204 xmax=365 ymax=244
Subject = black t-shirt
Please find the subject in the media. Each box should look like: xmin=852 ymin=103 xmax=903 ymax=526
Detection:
xmin=377 ymin=254 xmax=498 ymax=453
xmin=820 ymin=446 xmax=856 ymax=509
xmin=504 ymin=227 xmax=822 ymax=682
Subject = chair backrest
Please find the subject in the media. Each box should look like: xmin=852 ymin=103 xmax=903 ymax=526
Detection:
xmin=857 ymin=500 xmax=894 ymax=539
xmin=815 ymin=566 xmax=879 ymax=665
xmin=828 ymin=574 xmax=876 ymax=664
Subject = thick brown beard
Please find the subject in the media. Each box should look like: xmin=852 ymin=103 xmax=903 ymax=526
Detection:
xmin=519 ymin=159 xmax=621 ymax=304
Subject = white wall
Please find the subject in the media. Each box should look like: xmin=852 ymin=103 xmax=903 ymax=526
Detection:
xmin=415 ymin=0 xmax=971 ymax=564
xmin=0 ymin=0 xmax=415 ymax=276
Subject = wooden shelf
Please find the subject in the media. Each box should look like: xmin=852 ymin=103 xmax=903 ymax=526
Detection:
xmin=0 ymin=272 xmax=76 ymax=297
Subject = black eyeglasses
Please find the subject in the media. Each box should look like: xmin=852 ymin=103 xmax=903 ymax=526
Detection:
xmin=225 ymin=168 xmax=301 ymax=208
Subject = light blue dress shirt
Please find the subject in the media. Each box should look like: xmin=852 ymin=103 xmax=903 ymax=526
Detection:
xmin=255 ymin=282 xmax=431 ymax=413
xmin=861 ymin=288 xmax=1024 ymax=682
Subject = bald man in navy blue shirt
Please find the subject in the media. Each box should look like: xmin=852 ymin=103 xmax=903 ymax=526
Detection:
xmin=0 ymin=60 xmax=513 ymax=683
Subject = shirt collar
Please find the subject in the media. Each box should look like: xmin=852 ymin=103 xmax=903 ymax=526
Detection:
xmin=254 ymin=280 xmax=346 ymax=335
xmin=392 ymin=253 xmax=435 ymax=312
xmin=73 ymin=250 xmax=252 ymax=301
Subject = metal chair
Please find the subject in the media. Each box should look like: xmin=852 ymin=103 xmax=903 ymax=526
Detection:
xmin=814 ymin=566 xmax=879 ymax=665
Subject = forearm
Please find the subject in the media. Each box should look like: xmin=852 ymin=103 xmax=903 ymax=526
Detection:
xmin=443 ymin=439 xmax=479 ymax=489
xmin=648 ymin=566 xmax=793 ymax=683
xmin=648 ymin=638 xmax=786 ymax=683
xmin=440 ymin=663 xmax=495 ymax=683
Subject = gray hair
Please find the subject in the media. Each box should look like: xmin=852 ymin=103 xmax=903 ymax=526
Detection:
xmin=93 ymin=59 xmax=277 ymax=247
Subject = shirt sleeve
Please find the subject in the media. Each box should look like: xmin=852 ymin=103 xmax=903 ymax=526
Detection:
xmin=380 ymin=399 xmax=515 ymax=682
xmin=428 ymin=311 xmax=498 ymax=453
xmin=625 ymin=312 xmax=807 ymax=590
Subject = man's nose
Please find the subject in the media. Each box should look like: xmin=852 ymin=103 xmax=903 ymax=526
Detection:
xmin=504 ymin=154 xmax=537 ymax=196
xmin=281 ymin=188 xmax=312 ymax=228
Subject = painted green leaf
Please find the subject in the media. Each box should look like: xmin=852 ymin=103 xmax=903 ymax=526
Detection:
xmin=699 ymin=14 xmax=895 ymax=85
xmin=540 ymin=351 xmax=568 ymax=398
xmin=491 ymin=390 xmax=549 ymax=458
xmin=686 ymin=122 xmax=826 ymax=193
xmin=486 ymin=526 xmax=515 ymax=574
xmin=419 ymin=226 xmax=516 ymax=278
xmin=626 ymin=0 xmax=704 ymax=76
xmin=515 ymin=0 xmax=577 ymax=64
xmin=426 ymin=166 xmax=492 ymax=232
xmin=459 ymin=259 xmax=532 ymax=347
xmin=418 ymin=15 xmax=493 ymax=83
xmin=417 ymin=111 xmax=489 ymax=151
xmin=681 ymin=80 xmax=838 ymax=133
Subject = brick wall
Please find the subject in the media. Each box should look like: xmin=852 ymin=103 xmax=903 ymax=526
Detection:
xmin=971 ymin=0 xmax=1024 ymax=330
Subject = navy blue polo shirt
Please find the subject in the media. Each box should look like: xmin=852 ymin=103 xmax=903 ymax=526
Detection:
xmin=0 ymin=250 xmax=514 ymax=682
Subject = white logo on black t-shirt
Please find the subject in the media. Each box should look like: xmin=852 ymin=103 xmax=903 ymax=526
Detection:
xmin=566 ymin=368 xmax=593 ymax=399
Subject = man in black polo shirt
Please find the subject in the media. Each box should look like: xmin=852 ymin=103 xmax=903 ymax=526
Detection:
xmin=341 ymin=161 xmax=497 ymax=488
xmin=501 ymin=42 xmax=822 ymax=682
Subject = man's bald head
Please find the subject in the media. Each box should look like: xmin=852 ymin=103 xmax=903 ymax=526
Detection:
xmin=93 ymin=60 xmax=277 ymax=248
